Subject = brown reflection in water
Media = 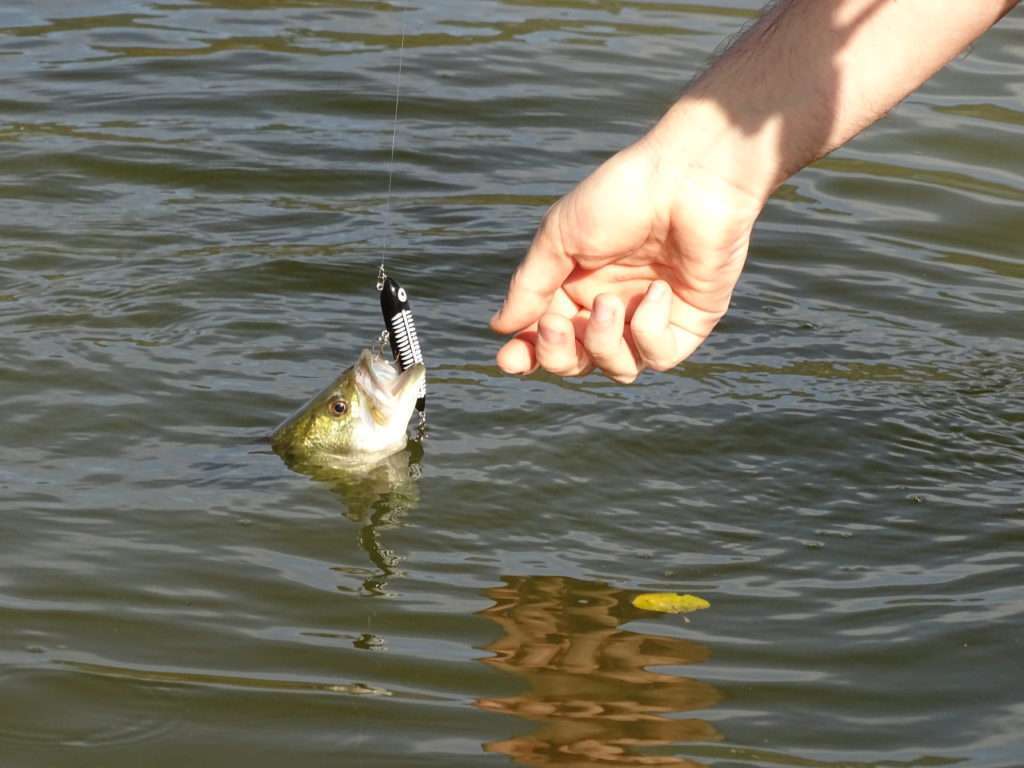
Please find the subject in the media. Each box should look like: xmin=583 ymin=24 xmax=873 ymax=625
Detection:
xmin=476 ymin=576 xmax=722 ymax=767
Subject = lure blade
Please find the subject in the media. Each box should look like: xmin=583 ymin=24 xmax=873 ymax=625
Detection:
xmin=380 ymin=274 xmax=426 ymax=414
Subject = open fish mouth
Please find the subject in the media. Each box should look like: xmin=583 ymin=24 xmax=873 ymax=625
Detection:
xmin=355 ymin=349 xmax=425 ymax=424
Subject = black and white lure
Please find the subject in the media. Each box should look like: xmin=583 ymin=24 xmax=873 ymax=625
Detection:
xmin=378 ymin=266 xmax=426 ymax=420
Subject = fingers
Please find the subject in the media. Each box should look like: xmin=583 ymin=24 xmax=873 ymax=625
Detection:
xmin=494 ymin=283 xmax=714 ymax=381
xmin=495 ymin=314 xmax=593 ymax=378
xmin=583 ymin=294 xmax=643 ymax=384
xmin=495 ymin=289 xmax=592 ymax=377
xmin=495 ymin=281 xmax=724 ymax=381
xmin=490 ymin=207 xmax=575 ymax=335
xmin=535 ymin=314 xmax=592 ymax=377
xmin=632 ymin=281 xmax=717 ymax=371
xmin=495 ymin=331 xmax=539 ymax=376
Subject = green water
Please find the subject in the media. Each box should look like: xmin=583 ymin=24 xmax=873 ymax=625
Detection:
xmin=1 ymin=2 xmax=1022 ymax=766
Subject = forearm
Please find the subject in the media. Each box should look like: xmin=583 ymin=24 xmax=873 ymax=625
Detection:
xmin=648 ymin=0 xmax=1019 ymax=203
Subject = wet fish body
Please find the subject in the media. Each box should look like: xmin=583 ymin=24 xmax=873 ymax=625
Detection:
xmin=271 ymin=348 xmax=425 ymax=463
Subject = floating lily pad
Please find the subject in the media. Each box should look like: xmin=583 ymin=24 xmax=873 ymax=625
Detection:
xmin=632 ymin=592 xmax=710 ymax=614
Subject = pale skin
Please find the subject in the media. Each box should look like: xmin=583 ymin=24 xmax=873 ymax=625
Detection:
xmin=491 ymin=0 xmax=1021 ymax=383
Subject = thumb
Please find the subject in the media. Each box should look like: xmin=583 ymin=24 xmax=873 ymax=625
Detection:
xmin=490 ymin=211 xmax=575 ymax=335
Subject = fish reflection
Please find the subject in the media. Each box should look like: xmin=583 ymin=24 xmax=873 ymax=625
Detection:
xmin=280 ymin=440 xmax=423 ymax=596
xmin=477 ymin=576 xmax=721 ymax=767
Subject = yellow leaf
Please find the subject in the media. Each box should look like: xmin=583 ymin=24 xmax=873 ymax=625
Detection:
xmin=632 ymin=592 xmax=710 ymax=614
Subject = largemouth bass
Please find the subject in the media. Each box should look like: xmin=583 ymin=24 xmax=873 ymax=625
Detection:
xmin=271 ymin=348 xmax=425 ymax=463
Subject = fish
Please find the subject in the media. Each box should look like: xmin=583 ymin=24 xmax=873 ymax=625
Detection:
xmin=271 ymin=347 xmax=426 ymax=464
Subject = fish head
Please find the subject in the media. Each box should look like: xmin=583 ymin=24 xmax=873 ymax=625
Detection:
xmin=271 ymin=349 xmax=425 ymax=462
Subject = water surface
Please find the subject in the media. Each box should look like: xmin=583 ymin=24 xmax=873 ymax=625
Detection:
xmin=1 ymin=1 xmax=1022 ymax=766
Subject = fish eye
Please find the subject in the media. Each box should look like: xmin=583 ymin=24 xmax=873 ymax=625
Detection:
xmin=397 ymin=287 xmax=407 ymax=302
xmin=327 ymin=398 xmax=348 ymax=417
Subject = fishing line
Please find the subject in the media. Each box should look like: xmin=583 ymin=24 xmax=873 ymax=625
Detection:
xmin=375 ymin=25 xmax=427 ymax=423
xmin=381 ymin=29 xmax=404 ymax=263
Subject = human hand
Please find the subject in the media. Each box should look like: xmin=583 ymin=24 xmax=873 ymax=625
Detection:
xmin=490 ymin=135 xmax=764 ymax=383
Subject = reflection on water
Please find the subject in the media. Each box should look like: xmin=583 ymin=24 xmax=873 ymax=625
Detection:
xmin=279 ymin=440 xmax=424 ymax=521
xmin=476 ymin=576 xmax=721 ymax=767
xmin=279 ymin=440 xmax=424 ymax=595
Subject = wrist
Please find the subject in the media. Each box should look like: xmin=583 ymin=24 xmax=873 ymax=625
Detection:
xmin=644 ymin=97 xmax=788 ymax=211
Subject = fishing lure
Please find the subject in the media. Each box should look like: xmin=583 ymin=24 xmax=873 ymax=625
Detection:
xmin=378 ymin=266 xmax=426 ymax=418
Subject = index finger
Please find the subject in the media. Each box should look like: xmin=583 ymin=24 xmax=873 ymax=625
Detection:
xmin=490 ymin=206 xmax=575 ymax=335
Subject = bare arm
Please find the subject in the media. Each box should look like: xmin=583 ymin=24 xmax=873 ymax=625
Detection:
xmin=491 ymin=0 xmax=1020 ymax=381
xmin=652 ymin=0 xmax=1022 ymax=205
